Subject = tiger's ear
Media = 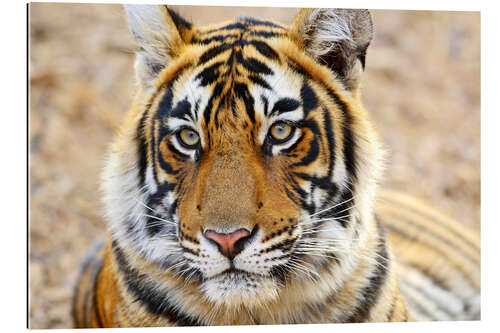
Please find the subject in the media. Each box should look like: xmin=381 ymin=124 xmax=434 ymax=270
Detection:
xmin=124 ymin=5 xmax=193 ymax=88
xmin=290 ymin=8 xmax=373 ymax=92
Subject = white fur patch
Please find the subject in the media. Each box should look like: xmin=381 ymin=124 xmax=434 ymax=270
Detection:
xmin=301 ymin=9 xmax=356 ymax=58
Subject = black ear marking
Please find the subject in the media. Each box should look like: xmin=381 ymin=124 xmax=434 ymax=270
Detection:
xmin=166 ymin=7 xmax=192 ymax=29
xmin=165 ymin=7 xmax=193 ymax=41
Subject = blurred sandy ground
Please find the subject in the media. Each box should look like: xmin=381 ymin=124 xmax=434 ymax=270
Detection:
xmin=29 ymin=3 xmax=480 ymax=329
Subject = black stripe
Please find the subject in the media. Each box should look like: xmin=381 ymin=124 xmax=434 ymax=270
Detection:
xmin=205 ymin=22 xmax=248 ymax=33
xmin=170 ymin=98 xmax=192 ymax=120
xmin=284 ymin=186 xmax=301 ymax=206
xmin=157 ymin=149 xmax=181 ymax=175
xmin=249 ymin=75 xmax=271 ymax=90
xmin=203 ymin=82 xmax=224 ymax=128
xmin=213 ymin=93 xmax=231 ymax=128
xmin=383 ymin=222 xmax=478 ymax=288
xmin=248 ymin=31 xmax=286 ymax=38
xmin=398 ymin=284 xmax=440 ymax=321
xmin=281 ymin=132 xmax=305 ymax=155
xmin=194 ymin=34 xmax=238 ymax=45
xmin=239 ymin=17 xmax=284 ymax=29
xmin=249 ymin=40 xmax=279 ymax=60
xmin=382 ymin=211 xmax=479 ymax=266
xmin=300 ymin=82 xmax=318 ymax=116
xmin=136 ymin=105 xmax=151 ymax=187
xmin=325 ymin=90 xmax=357 ymax=182
xmin=236 ymin=51 xmax=273 ymax=75
xmin=82 ymin=289 xmax=91 ymax=327
xmin=398 ymin=275 xmax=458 ymax=318
xmin=379 ymin=196 xmax=480 ymax=252
xmin=260 ymin=95 xmax=269 ymax=116
xmin=91 ymin=259 xmax=104 ymax=327
xmin=269 ymin=98 xmax=300 ymax=117
xmin=166 ymin=7 xmax=192 ymax=30
xmin=386 ymin=294 xmax=397 ymax=321
xmin=84 ymin=252 xmax=103 ymax=326
xmin=196 ymin=61 xmax=225 ymax=87
xmin=292 ymin=172 xmax=339 ymax=201
xmin=291 ymin=124 xmax=320 ymax=168
xmin=289 ymin=59 xmax=357 ymax=182
xmin=111 ymin=240 xmax=201 ymax=326
xmin=153 ymin=87 xmax=174 ymax=182
xmin=346 ymin=220 xmax=389 ymax=322
xmin=234 ymin=82 xmax=255 ymax=122
xmin=404 ymin=262 xmax=450 ymax=292
xmin=72 ymin=240 xmax=105 ymax=327
xmin=198 ymin=44 xmax=232 ymax=65
xmin=322 ymin=107 xmax=336 ymax=178
xmin=145 ymin=214 xmax=164 ymax=237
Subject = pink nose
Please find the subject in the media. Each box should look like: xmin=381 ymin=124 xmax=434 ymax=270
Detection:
xmin=204 ymin=229 xmax=251 ymax=259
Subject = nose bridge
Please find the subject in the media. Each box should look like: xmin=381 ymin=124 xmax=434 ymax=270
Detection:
xmin=200 ymin=147 xmax=257 ymax=231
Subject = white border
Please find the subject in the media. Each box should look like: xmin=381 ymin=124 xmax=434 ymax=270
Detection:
xmin=6 ymin=0 xmax=498 ymax=332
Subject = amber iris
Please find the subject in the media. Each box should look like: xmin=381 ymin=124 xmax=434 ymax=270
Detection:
xmin=269 ymin=122 xmax=294 ymax=143
xmin=178 ymin=128 xmax=200 ymax=148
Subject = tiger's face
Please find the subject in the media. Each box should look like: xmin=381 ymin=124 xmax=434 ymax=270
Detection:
xmin=104 ymin=6 xmax=382 ymax=307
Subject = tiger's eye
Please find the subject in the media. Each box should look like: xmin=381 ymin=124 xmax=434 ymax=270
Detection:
xmin=270 ymin=122 xmax=293 ymax=143
xmin=178 ymin=128 xmax=200 ymax=148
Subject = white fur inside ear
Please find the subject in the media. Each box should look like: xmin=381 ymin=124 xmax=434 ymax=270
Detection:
xmin=293 ymin=8 xmax=373 ymax=91
xmin=124 ymin=5 xmax=181 ymax=87
xmin=133 ymin=51 xmax=164 ymax=89
xmin=125 ymin=5 xmax=171 ymax=47
xmin=302 ymin=9 xmax=356 ymax=58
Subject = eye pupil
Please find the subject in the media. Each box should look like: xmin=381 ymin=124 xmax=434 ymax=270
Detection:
xmin=178 ymin=128 xmax=200 ymax=148
xmin=270 ymin=122 xmax=293 ymax=143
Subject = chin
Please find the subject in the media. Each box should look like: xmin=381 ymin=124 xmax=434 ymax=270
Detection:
xmin=200 ymin=270 xmax=279 ymax=307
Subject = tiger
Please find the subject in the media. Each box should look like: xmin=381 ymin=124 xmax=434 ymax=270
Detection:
xmin=72 ymin=5 xmax=480 ymax=327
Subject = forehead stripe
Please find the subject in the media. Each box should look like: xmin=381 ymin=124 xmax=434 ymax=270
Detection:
xmin=204 ymin=19 xmax=285 ymax=34
xmin=170 ymin=98 xmax=193 ymax=121
xmin=239 ymin=17 xmax=284 ymax=29
xmin=249 ymin=75 xmax=271 ymax=90
xmin=248 ymin=31 xmax=286 ymax=38
xmin=236 ymin=51 xmax=273 ymax=75
xmin=203 ymin=82 xmax=225 ymax=129
xmin=269 ymin=98 xmax=300 ymax=117
xmin=198 ymin=44 xmax=232 ymax=65
xmin=249 ymin=40 xmax=279 ymax=60
xmin=194 ymin=34 xmax=239 ymax=45
xmin=196 ymin=61 xmax=225 ymax=87
xmin=234 ymin=83 xmax=256 ymax=123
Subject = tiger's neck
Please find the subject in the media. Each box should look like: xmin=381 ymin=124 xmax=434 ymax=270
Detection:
xmin=103 ymin=212 xmax=408 ymax=326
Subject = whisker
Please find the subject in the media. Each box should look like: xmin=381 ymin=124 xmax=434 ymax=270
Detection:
xmin=299 ymin=215 xmax=353 ymax=226
xmin=307 ymin=195 xmax=356 ymax=218
xmin=140 ymin=214 xmax=177 ymax=226
xmin=135 ymin=197 xmax=157 ymax=213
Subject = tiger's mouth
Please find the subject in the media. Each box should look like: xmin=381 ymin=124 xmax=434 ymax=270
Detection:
xmin=201 ymin=269 xmax=279 ymax=306
xmin=209 ymin=267 xmax=255 ymax=280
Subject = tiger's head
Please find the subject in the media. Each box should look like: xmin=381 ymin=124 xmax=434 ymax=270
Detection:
xmin=103 ymin=6 xmax=383 ymax=308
